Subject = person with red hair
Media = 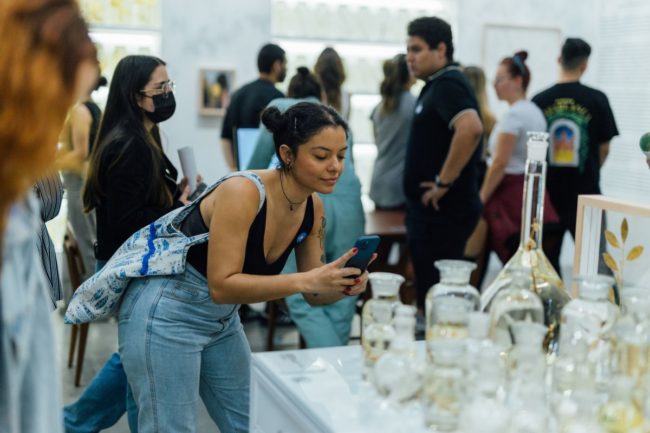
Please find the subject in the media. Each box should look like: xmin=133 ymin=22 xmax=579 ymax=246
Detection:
xmin=0 ymin=0 xmax=97 ymax=432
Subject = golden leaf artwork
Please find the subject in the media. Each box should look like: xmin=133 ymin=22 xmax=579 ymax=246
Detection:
xmin=602 ymin=252 xmax=619 ymax=273
xmin=602 ymin=217 xmax=645 ymax=291
xmin=627 ymin=246 xmax=644 ymax=261
xmin=605 ymin=230 xmax=620 ymax=248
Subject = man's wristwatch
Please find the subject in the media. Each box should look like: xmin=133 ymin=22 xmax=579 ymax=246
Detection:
xmin=435 ymin=175 xmax=454 ymax=188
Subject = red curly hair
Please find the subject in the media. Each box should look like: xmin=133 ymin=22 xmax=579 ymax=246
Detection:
xmin=0 ymin=0 xmax=95 ymax=246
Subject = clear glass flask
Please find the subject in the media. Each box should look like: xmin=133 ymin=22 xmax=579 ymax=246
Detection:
xmin=361 ymin=272 xmax=404 ymax=382
xmin=481 ymin=132 xmax=571 ymax=353
xmin=598 ymin=376 xmax=645 ymax=433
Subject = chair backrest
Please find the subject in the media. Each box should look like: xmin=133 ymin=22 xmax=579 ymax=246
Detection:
xmin=63 ymin=222 xmax=86 ymax=292
xmin=233 ymin=127 xmax=261 ymax=170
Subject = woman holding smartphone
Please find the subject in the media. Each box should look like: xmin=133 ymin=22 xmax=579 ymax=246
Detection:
xmin=248 ymin=67 xmax=365 ymax=348
xmin=67 ymin=102 xmax=370 ymax=433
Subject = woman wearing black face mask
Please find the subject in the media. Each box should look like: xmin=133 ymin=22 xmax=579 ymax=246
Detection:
xmin=65 ymin=55 xmax=190 ymax=433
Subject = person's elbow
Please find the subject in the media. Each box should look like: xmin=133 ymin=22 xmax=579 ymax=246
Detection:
xmin=208 ymin=277 xmax=231 ymax=303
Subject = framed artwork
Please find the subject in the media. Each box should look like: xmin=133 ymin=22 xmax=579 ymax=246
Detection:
xmin=199 ymin=68 xmax=235 ymax=117
xmin=574 ymin=195 xmax=650 ymax=296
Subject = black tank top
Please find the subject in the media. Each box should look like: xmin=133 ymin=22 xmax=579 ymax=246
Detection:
xmin=181 ymin=195 xmax=314 ymax=278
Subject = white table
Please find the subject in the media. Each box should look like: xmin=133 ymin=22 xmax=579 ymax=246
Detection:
xmin=250 ymin=344 xmax=429 ymax=433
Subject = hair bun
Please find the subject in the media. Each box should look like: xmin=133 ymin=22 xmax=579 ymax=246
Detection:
xmin=514 ymin=50 xmax=528 ymax=62
xmin=261 ymin=106 xmax=287 ymax=134
xmin=297 ymin=66 xmax=310 ymax=76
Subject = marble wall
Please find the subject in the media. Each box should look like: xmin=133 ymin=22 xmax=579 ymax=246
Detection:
xmin=160 ymin=0 xmax=272 ymax=183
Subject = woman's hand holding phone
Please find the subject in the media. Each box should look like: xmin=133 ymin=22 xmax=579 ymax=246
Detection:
xmin=302 ymin=247 xmax=372 ymax=297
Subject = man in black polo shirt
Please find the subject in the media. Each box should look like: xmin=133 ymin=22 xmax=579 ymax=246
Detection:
xmin=220 ymin=43 xmax=287 ymax=171
xmin=532 ymin=38 xmax=618 ymax=265
xmin=404 ymin=17 xmax=484 ymax=311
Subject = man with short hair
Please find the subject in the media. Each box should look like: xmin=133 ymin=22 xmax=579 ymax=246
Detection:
xmin=532 ymin=38 xmax=618 ymax=262
xmin=404 ymin=17 xmax=484 ymax=311
xmin=220 ymin=43 xmax=287 ymax=171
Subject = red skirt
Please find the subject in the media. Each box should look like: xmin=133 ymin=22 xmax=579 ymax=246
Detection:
xmin=483 ymin=174 xmax=559 ymax=263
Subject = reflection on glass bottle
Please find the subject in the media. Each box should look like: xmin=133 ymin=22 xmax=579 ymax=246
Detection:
xmin=361 ymin=272 xmax=403 ymax=383
xmin=598 ymin=376 xmax=644 ymax=433
xmin=374 ymin=305 xmax=422 ymax=405
xmin=481 ymin=132 xmax=571 ymax=353
xmin=560 ymin=274 xmax=619 ymax=389
xmin=422 ymin=339 xmax=466 ymax=432
xmin=488 ymin=268 xmax=544 ymax=350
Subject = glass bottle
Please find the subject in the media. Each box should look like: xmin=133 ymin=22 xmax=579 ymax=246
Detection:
xmin=559 ymin=391 xmax=606 ymax=433
xmin=426 ymin=259 xmax=479 ymax=311
xmin=481 ymin=132 xmax=571 ymax=353
xmin=422 ymin=339 xmax=466 ymax=432
xmin=488 ymin=268 xmax=544 ymax=350
xmin=613 ymin=287 xmax=650 ymax=379
xmin=560 ymin=274 xmax=619 ymax=388
xmin=508 ymin=321 xmax=551 ymax=433
xmin=361 ymin=272 xmax=404 ymax=383
xmin=466 ymin=311 xmax=494 ymax=385
xmin=459 ymin=346 xmax=509 ymax=433
xmin=426 ymin=296 xmax=472 ymax=360
xmin=374 ymin=305 xmax=422 ymax=405
xmin=598 ymin=376 xmax=645 ymax=433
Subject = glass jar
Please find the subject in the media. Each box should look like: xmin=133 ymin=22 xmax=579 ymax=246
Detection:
xmin=426 ymin=296 xmax=472 ymax=360
xmin=361 ymin=272 xmax=404 ymax=383
xmin=508 ymin=321 xmax=551 ymax=433
xmin=598 ymin=376 xmax=644 ymax=433
xmin=560 ymin=274 xmax=619 ymax=388
xmin=613 ymin=287 xmax=650 ymax=379
xmin=488 ymin=269 xmax=545 ymax=350
xmin=374 ymin=305 xmax=422 ymax=405
xmin=426 ymin=259 xmax=479 ymax=309
xmin=422 ymin=339 xmax=466 ymax=432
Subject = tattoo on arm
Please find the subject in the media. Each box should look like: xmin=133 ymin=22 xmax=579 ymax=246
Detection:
xmin=318 ymin=216 xmax=326 ymax=264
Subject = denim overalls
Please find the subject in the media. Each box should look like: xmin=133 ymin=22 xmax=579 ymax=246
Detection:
xmin=66 ymin=172 xmax=266 ymax=433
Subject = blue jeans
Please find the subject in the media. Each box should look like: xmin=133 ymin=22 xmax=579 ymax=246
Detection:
xmin=63 ymin=259 xmax=138 ymax=433
xmin=118 ymin=264 xmax=250 ymax=433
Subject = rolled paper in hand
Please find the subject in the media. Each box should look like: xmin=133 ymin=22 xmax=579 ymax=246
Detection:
xmin=178 ymin=146 xmax=198 ymax=193
xmin=640 ymin=132 xmax=650 ymax=158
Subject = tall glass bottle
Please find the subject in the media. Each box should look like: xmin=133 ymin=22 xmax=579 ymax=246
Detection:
xmin=361 ymin=272 xmax=404 ymax=382
xmin=481 ymin=132 xmax=571 ymax=353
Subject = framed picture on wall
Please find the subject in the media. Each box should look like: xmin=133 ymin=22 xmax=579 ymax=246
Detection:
xmin=573 ymin=194 xmax=650 ymax=297
xmin=199 ymin=68 xmax=235 ymax=116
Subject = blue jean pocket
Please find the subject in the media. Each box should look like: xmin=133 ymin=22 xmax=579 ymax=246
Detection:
xmin=118 ymin=279 xmax=149 ymax=322
xmin=163 ymin=279 xmax=211 ymax=304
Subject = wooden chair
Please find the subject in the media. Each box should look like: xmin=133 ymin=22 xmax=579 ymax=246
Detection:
xmin=265 ymin=300 xmax=306 ymax=351
xmin=63 ymin=223 xmax=89 ymax=387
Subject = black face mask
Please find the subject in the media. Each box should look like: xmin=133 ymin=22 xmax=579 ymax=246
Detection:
xmin=144 ymin=92 xmax=176 ymax=123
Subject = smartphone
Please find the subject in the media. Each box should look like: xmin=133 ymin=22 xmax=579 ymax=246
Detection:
xmin=344 ymin=235 xmax=380 ymax=275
